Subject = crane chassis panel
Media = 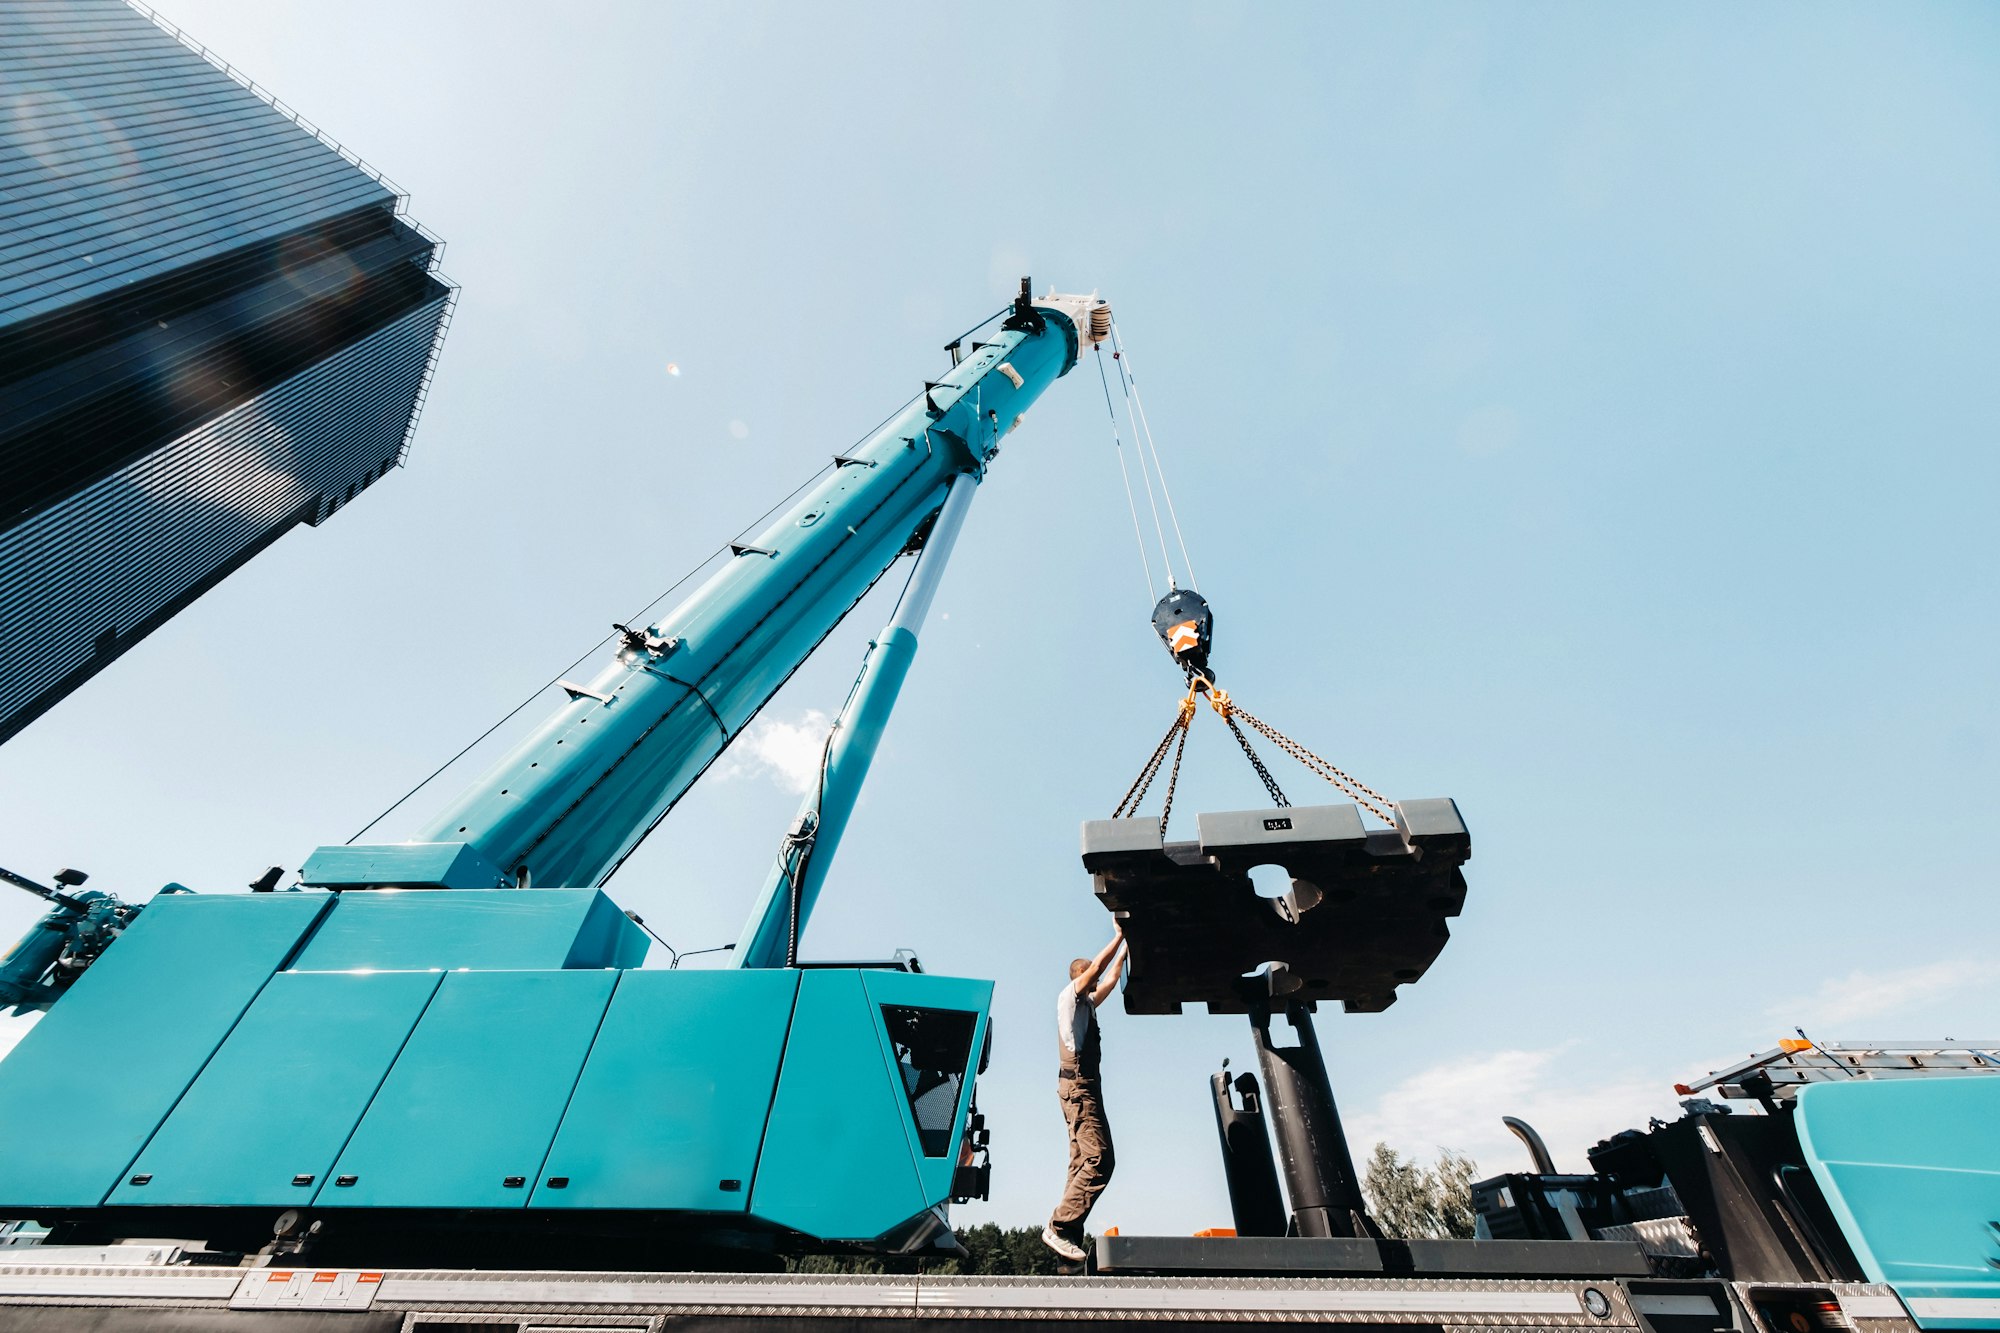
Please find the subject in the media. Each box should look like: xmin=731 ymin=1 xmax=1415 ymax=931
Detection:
xmin=0 ymin=1264 xmax=1925 ymax=1333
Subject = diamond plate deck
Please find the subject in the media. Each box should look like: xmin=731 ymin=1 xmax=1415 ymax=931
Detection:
xmin=0 ymin=1264 xmax=1916 ymax=1332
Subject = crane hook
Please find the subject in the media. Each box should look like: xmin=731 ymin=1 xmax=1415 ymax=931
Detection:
xmin=1151 ymin=588 xmax=1214 ymax=680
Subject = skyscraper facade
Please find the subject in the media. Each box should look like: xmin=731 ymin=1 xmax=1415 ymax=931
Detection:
xmin=0 ymin=0 xmax=452 ymax=744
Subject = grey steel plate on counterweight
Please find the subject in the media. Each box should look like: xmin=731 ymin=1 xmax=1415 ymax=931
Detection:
xmin=1082 ymin=800 xmax=1471 ymax=1015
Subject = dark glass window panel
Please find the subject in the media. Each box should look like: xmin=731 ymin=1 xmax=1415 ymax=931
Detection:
xmin=879 ymin=1005 xmax=978 ymax=1158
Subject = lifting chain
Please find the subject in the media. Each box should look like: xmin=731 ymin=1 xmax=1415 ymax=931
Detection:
xmin=1112 ymin=681 xmax=1397 ymax=832
xmin=1228 ymin=700 xmax=1398 ymax=825
xmin=1222 ymin=712 xmax=1290 ymax=808
xmin=1158 ymin=708 xmax=1192 ymax=836
xmin=1112 ymin=688 xmax=1197 ymax=835
xmin=1195 ymin=684 xmax=1289 ymax=808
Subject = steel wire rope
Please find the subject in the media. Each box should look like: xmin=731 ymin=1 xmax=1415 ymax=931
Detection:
xmin=592 ymin=378 xmax=959 ymax=889
xmin=943 ymin=304 xmax=1011 ymax=357
xmin=1109 ymin=320 xmax=1199 ymax=592
xmin=342 ymin=455 xmax=854 ymax=846
xmin=1106 ymin=330 xmax=1180 ymax=590
xmin=1093 ymin=343 xmax=1159 ymax=604
xmin=595 ymin=543 xmax=911 ymax=889
xmin=342 ymin=309 xmax=1009 ymax=857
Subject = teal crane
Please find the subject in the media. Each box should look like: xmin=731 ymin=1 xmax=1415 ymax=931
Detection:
xmin=0 ymin=283 xmax=1109 ymax=1266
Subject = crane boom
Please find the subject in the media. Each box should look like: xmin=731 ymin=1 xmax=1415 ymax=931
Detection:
xmin=303 ymin=285 xmax=1104 ymax=893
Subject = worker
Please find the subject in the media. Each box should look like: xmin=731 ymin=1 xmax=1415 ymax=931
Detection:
xmin=1043 ymin=924 xmax=1127 ymax=1262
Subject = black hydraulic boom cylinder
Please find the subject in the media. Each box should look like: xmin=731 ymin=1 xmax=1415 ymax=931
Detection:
xmin=1209 ymin=1067 xmax=1288 ymax=1237
xmin=1249 ymin=1000 xmax=1377 ymax=1239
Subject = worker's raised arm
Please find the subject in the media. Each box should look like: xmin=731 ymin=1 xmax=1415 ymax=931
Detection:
xmin=1072 ymin=925 xmax=1125 ymax=996
xmin=1090 ymin=939 xmax=1127 ymax=1006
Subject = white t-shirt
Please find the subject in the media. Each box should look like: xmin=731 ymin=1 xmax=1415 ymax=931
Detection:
xmin=1056 ymin=982 xmax=1097 ymax=1061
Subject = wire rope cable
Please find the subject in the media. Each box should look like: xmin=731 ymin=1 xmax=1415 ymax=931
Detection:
xmin=1094 ymin=343 xmax=1158 ymax=603
xmin=347 ymin=370 xmax=948 ymax=849
xmin=1112 ymin=316 xmax=1200 ymax=588
xmin=942 ymin=304 xmax=1011 ymax=356
xmin=344 ymin=455 xmax=850 ymax=845
xmin=1100 ymin=322 xmax=1179 ymax=590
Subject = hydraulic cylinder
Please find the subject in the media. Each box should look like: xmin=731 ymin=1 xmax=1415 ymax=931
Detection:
xmin=1249 ymin=1000 xmax=1375 ymax=1238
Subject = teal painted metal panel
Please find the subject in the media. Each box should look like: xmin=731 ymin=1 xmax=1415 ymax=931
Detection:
xmin=569 ymin=891 xmax=650 ymax=970
xmin=860 ymin=971 xmax=992 ymax=1209
xmin=0 ymin=892 xmax=330 ymax=1208
xmin=322 ymin=969 xmax=615 ymax=1208
xmin=109 ymin=970 xmax=441 ymax=1206
xmin=749 ymin=969 xmax=927 ymax=1241
xmin=300 ymin=842 xmax=510 ymax=889
xmin=1796 ymin=1077 xmax=2000 ymax=1330
xmin=534 ymin=969 xmax=798 ymax=1211
xmin=287 ymin=889 xmax=646 ymax=972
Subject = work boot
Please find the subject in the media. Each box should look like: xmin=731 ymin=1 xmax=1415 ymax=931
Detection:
xmin=1041 ymin=1224 xmax=1085 ymax=1262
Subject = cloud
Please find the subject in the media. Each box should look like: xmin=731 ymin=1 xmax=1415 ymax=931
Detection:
xmin=1346 ymin=1044 xmax=1682 ymax=1177
xmin=718 ymin=709 xmax=831 ymax=795
xmin=1346 ymin=959 xmax=2000 ymax=1179
xmin=1763 ymin=958 xmax=1997 ymax=1030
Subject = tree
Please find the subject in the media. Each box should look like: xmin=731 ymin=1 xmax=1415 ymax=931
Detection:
xmin=1362 ymin=1143 xmax=1478 ymax=1240
xmin=935 ymin=1222 xmax=1070 ymax=1276
xmin=785 ymin=1225 xmax=1075 ymax=1276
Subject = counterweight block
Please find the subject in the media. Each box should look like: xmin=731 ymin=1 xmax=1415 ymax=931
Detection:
xmin=1081 ymin=799 xmax=1470 ymax=1016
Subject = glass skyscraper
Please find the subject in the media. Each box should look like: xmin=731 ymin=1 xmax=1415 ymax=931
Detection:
xmin=0 ymin=0 xmax=452 ymax=744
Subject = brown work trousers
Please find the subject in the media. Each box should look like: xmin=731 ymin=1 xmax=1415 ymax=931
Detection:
xmin=1051 ymin=1073 xmax=1114 ymax=1232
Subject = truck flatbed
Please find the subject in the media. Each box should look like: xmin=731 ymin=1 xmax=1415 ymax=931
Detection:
xmin=0 ymin=1257 xmax=1930 ymax=1332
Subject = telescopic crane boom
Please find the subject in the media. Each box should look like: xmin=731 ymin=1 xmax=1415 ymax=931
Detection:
xmin=302 ymin=282 xmax=1106 ymax=901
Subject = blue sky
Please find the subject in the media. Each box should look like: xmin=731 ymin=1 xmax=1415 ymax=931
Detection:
xmin=3 ymin=2 xmax=1997 ymax=1236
